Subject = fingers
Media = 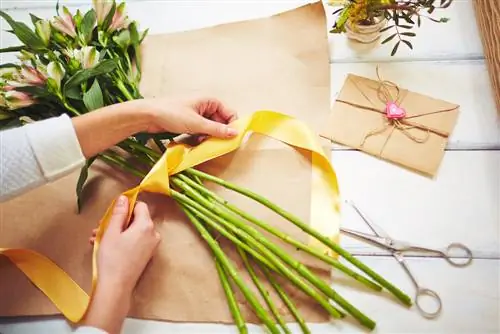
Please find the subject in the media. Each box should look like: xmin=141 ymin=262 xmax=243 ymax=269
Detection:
xmin=107 ymin=195 xmax=130 ymax=235
xmin=128 ymin=202 xmax=161 ymax=243
xmin=198 ymin=118 xmax=238 ymax=139
xmin=195 ymin=98 xmax=238 ymax=124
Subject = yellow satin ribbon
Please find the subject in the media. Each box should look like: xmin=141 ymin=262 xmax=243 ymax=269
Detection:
xmin=0 ymin=110 xmax=341 ymax=323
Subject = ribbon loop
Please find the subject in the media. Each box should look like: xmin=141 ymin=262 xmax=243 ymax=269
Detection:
xmin=0 ymin=110 xmax=341 ymax=323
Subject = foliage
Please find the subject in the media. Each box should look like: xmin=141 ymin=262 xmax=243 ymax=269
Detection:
xmin=329 ymin=0 xmax=454 ymax=55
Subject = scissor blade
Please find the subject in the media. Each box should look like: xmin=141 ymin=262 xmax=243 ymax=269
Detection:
xmin=345 ymin=200 xmax=390 ymax=238
xmin=340 ymin=228 xmax=393 ymax=250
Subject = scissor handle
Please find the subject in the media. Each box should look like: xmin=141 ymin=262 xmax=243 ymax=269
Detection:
xmin=442 ymin=243 xmax=473 ymax=267
xmin=415 ymin=287 xmax=442 ymax=319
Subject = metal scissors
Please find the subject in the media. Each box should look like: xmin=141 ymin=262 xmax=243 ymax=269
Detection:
xmin=341 ymin=200 xmax=473 ymax=319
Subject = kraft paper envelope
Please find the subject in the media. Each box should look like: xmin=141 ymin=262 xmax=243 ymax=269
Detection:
xmin=321 ymin=73 xmax=460 ymax=177
xmin=0 ymin=2 xmax=334 ymax=324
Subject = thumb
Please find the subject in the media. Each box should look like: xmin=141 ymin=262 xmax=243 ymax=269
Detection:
xmin=196 ymin=118 xmax=238 ymax=139
xmin=107 ymin=195 xmax=130 ymax=234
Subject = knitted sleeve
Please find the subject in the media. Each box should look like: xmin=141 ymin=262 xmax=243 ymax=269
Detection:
xmin=0 ymin=114 xmax=86 ymax=203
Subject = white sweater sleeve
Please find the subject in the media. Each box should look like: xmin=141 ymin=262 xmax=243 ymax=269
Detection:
xmin=73 ymin=326 xmax=109 ymax=334
xmin=0 ymin=114 xmax=86 ymax=203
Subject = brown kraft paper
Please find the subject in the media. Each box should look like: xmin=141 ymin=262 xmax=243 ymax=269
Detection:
xmin=0 ymin=2 xmax=333 ymax=324
xmin=320 ymin=72 xmax=460 ymax=177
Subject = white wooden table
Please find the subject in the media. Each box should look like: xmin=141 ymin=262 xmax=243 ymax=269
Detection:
xmin=1 ymin=0 xmax=499 ymax=333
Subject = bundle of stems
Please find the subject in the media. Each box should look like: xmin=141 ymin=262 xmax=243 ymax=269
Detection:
xmin=105 ymin=142 xmax=412 ymax=333
xmin=0 ymin=1 xmax=412 ymax=332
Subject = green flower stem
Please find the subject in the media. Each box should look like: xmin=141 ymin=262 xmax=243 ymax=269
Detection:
xmin=116 ymin=142 xmax=156 ymax=167
xmin=63 ymin=100 xmax=81 ymax=116
xmin=116 ymin=80 xmax=135 ymax=101
xmin=124 ymin=139 xmax=162 ymax=160
xmin=171 ymin=187 xmax=345 ymax=322
xmin=186 ymin=168 xmax=412 ymax=307
xmin=172 ymin=177 xmax=375 ymax=329
xmin=177 ymin=173 xmax=382 ymax=292
xmin=238 ymin=248 xmax=292 ymax=334
xmin=181 ymin=206 xmax=280 ymax=334
xmin=185 ymin=204 xmax=278 ymax=271
xmin=214 ymin=259 xmax=248 ymax=334
xmin=98 ymin=153 xmax=146 ymax=178
xmin=260 ymin=264 xmax=311 ymax=334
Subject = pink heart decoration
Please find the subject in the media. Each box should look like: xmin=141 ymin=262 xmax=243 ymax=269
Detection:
xmin=386 ymin=102 xmax=406 ymax=120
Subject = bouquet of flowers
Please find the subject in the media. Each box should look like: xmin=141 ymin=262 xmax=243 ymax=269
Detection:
xmin=0 ymin=1 xmax=412 ymax=332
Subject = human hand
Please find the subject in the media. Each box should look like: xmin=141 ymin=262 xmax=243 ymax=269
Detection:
xmin=132 ymin=97 xmax=239 ymax=139
xmin=84 ymin=196 xmax=160 ymax=334
xmin=92 ymin=195 xmax=160 ymax=293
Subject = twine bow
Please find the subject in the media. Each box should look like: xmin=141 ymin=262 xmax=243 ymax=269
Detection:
xmin=337 ymin=66 xmax=458 ymax=157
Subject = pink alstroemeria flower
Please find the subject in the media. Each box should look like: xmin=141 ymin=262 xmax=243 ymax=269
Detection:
xmin=51 ymin=7 xmax=76 ymax=38
xmin=5 ymin=91 xmax=36 ymax=109
xmin=108 ymin=2 xmax=129 ymax=32
xmin=93 ymin=0 xmax=113 ymax=26
xmin=20 ymin=66 xmax=46 ymax=86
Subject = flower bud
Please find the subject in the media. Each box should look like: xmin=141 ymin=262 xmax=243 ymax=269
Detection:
xmin=4 ymin=91 xmax=36 ymax=109
xmin=17 ymin=50 xmax=36 ymax=62
xmin=51 ymin=7 xmax=76 ymax=38
xmin=93 ymin=0 xmax=113 ymax=26
xmin=47 ymin=61 xmax=66 ymax=88
xmin=81 ymin=46 xmax=99 ymax=69
xmin=35 ymin=20 xmax=51 ymax=46
xmin=108 ymin=2 xmax=128 ymax=32
xmin=20 ymin=66 xmax=46 ymax=86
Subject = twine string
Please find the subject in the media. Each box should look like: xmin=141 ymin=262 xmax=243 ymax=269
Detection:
xmin=337 ymin=66 xmax=456 ymax=157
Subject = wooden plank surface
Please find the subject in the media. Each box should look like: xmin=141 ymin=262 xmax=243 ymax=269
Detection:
xmin=473 ymin=0 xmax=500 ymax=114
xmin=331 ymin=150 xmax=500 ymax=259
xmin=330 ymin=61 xmax=500 ymax=148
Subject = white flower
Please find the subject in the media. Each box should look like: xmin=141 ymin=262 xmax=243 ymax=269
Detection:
xmin=4 ymin=91 xmax=36 ymax=109
xmin=47 ymin=61 xmax=66 ymax=88
xmin=81 ymin=46 xmax=99 ymax=69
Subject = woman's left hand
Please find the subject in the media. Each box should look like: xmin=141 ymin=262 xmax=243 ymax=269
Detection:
xmin=135 ymin=97 xmax=239 ymax=139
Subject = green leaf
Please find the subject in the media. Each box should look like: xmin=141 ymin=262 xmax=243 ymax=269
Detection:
xmin=380 ymin=25 xmax=394 ymax=33
xmin=391 ymin=41 xmax=401 ymax=56
xmin=0 ymin=11 xmax=45 ymax=49
xmin=113 ymin=30 xmax=130 ymax=49
xmin=76 ymin=157 xmax=97 ymax=213
xmin=0 ymin=45 xmax=24 ymax=53
xmin=83 ymin=79 xmax=104 ymax=111
xmin=81 ymin=9 xmax=97 ymax=44
xmin=402 ymin=40 xmax=413 ymax=50
xmin=129 ymin=22 xmax=140 ymax=45
xmin=66 ymin=86 xmax=82 ymax=100
xmin=56 ymin=0 xmax=60 ymax=15
xmin=417 ymin=15 xmax=422 ymax=27
xmin=0 ymin=63 xmax=20 ymax=69
xmin=401 ymin=32 xmax=416 ymax=37
xmin=428 ymin=6 xmax=435 ymax=14
xmin=64 ymin=59 xmax=117 ymax=92
xmin=30 ymin=14 xmax=42 ymax=25
xmin=139 ymin=28 xmax=149 ymax=44
xmin=398 ymin=25 xmax=413 ymax=29
xmin=381 ymin=33 xmax=397 ymax=44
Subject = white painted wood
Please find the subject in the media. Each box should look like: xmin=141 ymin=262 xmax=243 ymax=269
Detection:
xmin=1 ymin=258 xmax=498 ymax=333
xmin=0 ymin=0 xmax=484 ymax=62
xmin=329 ymin=60 xmax=500 ymax=148
xmin=326 ymin=0 xmax=485 ymax=62
xmin=331 ymin=150 xmax=500 ymax=259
